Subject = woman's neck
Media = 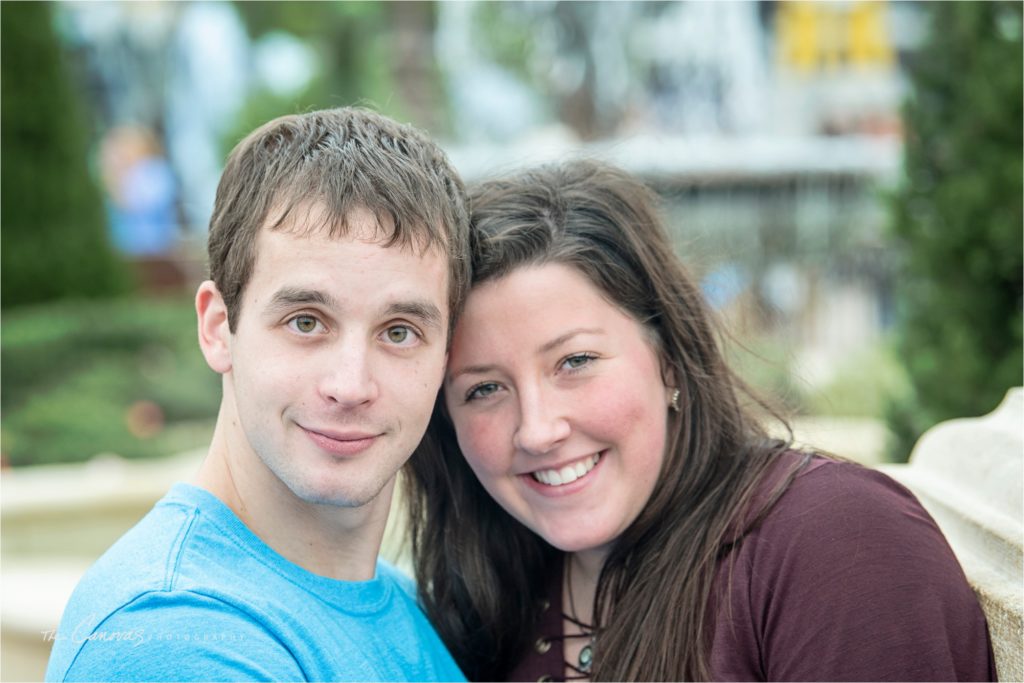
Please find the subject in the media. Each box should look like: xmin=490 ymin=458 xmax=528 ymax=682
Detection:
xmin=569 ymin=549 xmax=606 ymax=603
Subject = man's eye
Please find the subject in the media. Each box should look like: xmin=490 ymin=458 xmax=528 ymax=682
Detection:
xmin=383 ymin=325 xmax=419 ymax=346
xmin=288 ymin=315 xmax=322 ymax=334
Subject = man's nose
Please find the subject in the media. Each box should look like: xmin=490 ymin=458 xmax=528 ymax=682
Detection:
xmin=318 ymin=338 xmax=380 ymax=407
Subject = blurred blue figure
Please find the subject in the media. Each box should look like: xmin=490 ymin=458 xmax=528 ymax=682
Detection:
xmin=100 ymin=126 xmax=178 ymax=256
xmin=701 ymin=262 xmax=749 ymax=310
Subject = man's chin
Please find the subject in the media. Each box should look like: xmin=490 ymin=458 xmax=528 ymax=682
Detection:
xmin=288 ymin=478 xmax=390 ymax=509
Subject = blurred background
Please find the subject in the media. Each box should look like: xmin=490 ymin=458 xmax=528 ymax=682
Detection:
xmin=1 ymin=1 xmax=1021 ymax=678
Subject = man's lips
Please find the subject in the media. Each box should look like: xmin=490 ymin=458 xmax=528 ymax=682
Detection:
xmin=300 ymin=426 xmax=382 ymax=456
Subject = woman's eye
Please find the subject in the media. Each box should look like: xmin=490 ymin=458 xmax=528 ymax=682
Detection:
xmin=288 ymin=315 xmax=323 ymax=334
xmin=562 ymin=354 xmax=595 ymax=371
xmin=383 ymin=325 xmax=419 ymax=347
xmin=466 ymin=382 xmax=500 ymax=401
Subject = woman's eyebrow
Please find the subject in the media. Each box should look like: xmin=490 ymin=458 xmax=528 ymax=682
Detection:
xmin=538 ymin=327 xmax=605 ymax=354
xmin=447 ymin=328 xmax=605 ymax=384
xmin=447 ymin=363 xmax=498 ymax=384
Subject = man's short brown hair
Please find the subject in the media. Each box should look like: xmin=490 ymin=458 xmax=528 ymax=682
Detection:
xmin=207 ymin=107 xmax=469 ymax=332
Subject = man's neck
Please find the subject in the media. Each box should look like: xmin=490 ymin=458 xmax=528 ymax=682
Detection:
xmin=194 ymin=412 xmax=392 ymax=582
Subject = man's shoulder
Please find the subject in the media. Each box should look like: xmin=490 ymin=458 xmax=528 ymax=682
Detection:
xmin=64 ymin=488 xmax=203 ymax=610
xmin=48 ymin=558 xmax=464 ymax=683
xmin=64 ymin=484 xmax=234 ymax=599
xmin=46 ymin=485 xmax=303 ymax=681
xmin=47 ymin=589 xmax=304 ymax=682
xmin=47 ymin=488 xmax=467 ymax=682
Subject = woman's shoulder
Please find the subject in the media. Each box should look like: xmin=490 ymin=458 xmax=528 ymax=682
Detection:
xmin=739 ymin=450 xmax=984 ymax=630
xmin=728 ymin=449 xmax=983 ymax=606
xmin=743 ymin=451 xmax=954 ymax=562
xmin=764 ymin=452 xmax=930 ymax=528
xmin=713 ymin=451 xmax=995 ymax=681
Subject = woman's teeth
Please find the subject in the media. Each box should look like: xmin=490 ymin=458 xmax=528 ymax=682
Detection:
xmin=531 ymin=453 xmax=601 ymax=486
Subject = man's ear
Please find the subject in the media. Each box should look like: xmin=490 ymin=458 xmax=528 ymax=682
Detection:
xmin=196 ymin=280 xmax=232 ymax=374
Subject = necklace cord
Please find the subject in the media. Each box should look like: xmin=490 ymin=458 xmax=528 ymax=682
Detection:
xmin=564 ymin=556 xmax=596 ymax=676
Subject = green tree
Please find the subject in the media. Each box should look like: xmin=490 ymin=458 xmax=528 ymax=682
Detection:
xmin=887 ymin=1 xmax=1023 ymax=458
xmin=1 ymin=2 xmax=130 ymax=309
xmin=227 ymin=2 xmax=447 ymax=155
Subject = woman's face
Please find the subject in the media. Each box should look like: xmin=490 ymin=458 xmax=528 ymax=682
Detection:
xmin=445 ymin=263 xmax=674 ymax=558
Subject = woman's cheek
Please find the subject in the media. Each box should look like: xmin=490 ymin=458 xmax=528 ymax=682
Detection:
xmin=592 ymin=378 xmax=665 ymax=443
xmin=588 ymin=377 xmax=641 ymax=424
xmin=457 ymin=413 xmax=508 ymax=472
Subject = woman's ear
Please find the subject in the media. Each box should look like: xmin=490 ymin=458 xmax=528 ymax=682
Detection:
xmin=660 ymin=355 xmax=681 ymax=410
xmin=659 ymin=354 xmax=678 ymax=391
xmin=196 ymin=280 xmax=232 ymax=374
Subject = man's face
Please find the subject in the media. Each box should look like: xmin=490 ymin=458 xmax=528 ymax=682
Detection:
xmin=219 ymin=207 xmax=449 ymax=508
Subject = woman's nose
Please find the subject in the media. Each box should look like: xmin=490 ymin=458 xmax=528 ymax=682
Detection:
xmin=512 ymin=388 xmax=571 ymax=455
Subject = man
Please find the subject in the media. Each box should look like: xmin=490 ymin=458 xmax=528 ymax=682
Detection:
xmin=46 ymin=108 xmax=469 ymax=681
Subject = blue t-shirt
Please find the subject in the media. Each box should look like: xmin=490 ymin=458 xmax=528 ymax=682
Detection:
xmin=45 ymin=483 xmax=465 ymax=682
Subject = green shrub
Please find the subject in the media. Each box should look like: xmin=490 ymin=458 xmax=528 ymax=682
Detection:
xmin=0 ymin=2 xmax=131 ymax=309
xmin=1 ymin=297 xmax=220 ymax=466
xmin=886 ymin=1 xmax=1023 ymax=459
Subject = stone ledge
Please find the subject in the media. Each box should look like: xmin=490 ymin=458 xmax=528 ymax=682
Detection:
xmin=1 ymin=448 xmax=205 ymax=514
xmin=880 ymin=388 xmax=1023 ymax=683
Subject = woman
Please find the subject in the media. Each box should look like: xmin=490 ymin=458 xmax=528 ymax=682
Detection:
xmin=405 ymin=160 xmax=993 ymax=681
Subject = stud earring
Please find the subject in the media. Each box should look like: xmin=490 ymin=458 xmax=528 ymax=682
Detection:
xmin=669 ymin=388 xmax=680 ymax=412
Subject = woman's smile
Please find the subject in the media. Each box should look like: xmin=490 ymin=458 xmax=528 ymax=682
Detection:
xmin=527 ymin=451 xmax=603 ymax=488
xmin=445 ymin=263 xmax=674 ymax=554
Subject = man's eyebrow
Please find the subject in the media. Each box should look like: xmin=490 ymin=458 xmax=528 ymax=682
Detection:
xmin=267 ymin=287 xmax=338 ymax=310
xmin=386 ymin=300 xmax=444 ymax=331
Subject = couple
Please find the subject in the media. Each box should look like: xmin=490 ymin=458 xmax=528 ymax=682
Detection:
xmin=47 ymin=108 xmax=993 ymax=682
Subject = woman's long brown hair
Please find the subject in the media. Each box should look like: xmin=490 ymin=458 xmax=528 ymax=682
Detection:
xmin=405 ymin=160 xmax=803 ymax=681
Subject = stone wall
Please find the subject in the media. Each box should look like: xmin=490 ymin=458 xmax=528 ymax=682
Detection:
xmin=880 ymin=388 xmax=1023 ymax=682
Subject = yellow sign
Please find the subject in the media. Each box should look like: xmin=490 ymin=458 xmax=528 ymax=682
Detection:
xmin=778 ymin=1 xmax=895 ymax=73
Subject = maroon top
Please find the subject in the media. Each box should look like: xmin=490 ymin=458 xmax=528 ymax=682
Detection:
xmin=507 ymin=455 xmax=996 ymax=682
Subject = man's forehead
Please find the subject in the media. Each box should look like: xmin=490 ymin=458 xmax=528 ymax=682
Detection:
xmin=248 ymin=216 xmax=448 ymax=307
xmin=260 ymin=200 xmax=439 ymax=255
